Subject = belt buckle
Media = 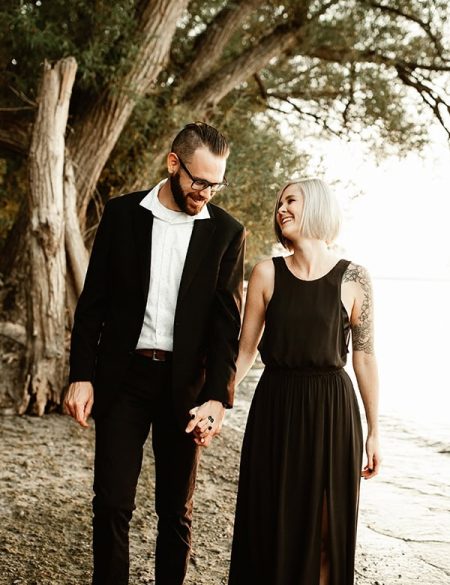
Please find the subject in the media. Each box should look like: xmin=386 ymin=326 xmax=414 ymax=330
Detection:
xmin=152 ymin=349 xmax=162 ymax=361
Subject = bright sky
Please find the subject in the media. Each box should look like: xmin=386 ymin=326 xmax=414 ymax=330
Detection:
xmin=305 ymin=129 xmax=450 ymax=280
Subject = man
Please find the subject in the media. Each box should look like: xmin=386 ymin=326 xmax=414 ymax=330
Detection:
xmin=64 ymin=122 xmax=245 ymax=585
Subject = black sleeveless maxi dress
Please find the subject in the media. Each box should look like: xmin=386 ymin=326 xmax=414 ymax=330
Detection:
xmin=228 ymin=256 xmax=363 ymax=585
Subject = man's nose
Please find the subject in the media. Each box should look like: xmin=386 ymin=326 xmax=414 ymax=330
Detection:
xmin=198 ymin=186 xmax=213 ymax=197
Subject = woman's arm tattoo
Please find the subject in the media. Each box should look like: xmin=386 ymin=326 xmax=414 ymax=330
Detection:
xmin=343 ymin=264 xmax=374 ymax=354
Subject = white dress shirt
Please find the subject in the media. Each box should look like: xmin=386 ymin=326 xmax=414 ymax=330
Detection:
xmin=136 ymin=179 xmax=210 ymax=351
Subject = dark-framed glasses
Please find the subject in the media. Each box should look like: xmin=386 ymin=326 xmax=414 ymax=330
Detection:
xmin=177 ymin=156 xmax=228 ymax=193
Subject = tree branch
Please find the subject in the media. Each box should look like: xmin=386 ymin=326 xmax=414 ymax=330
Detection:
xmin=253 ymin=73 xmax=268 ymax=99
xmin=297 ymin=43 xmax=450 ymax=135
xmin=395 ymin=65 xmax=450 ymax=139
xmin=0 ymin=107 xmax=35 ymax=112
xmin=251 ymin=71 xmax=346 ymax=138
xmin=342 ymin=63 xmax=356 ymax=129
xmin=359 ymin=0 xmax=446 ymax=56
xmin=304 ymin=46 xmax=450 ymax=71
xmin=266 ymin=92 xmax=345 ymax=139
xmin=0 ymin=114 xmax=31 ymax=155
xmin=7 ymin=84 xmax=38 ymax=108
xmin=253 ymin=74 xmax=342 ymax=103
xmin=176 ymin=0 xmax=264 ymax=93
xmin=64 ymin=158 xmax=89 ymax=298
xmin=186 ymin=21 xmax=303 ymax=112
xmin=309 ymin=0 xmax=341 ymax=21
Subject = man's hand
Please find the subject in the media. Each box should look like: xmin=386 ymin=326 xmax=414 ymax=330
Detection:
xmin=185 ymin=400 xmax=225 ymax=447
xmin=64 ymin=381 xmax=94 ymax=428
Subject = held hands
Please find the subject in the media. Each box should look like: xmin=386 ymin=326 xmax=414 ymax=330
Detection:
xmin=185 ymin=400 xmax=226 ymax=447
xmin=361 ymin=434 xmax=382 ymax=480
xmin=63 ymin=381 xmax=94 ymax=428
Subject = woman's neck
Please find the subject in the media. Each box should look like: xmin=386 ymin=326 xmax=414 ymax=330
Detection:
xmin=287 ymin=239 xmax=337 ymax=280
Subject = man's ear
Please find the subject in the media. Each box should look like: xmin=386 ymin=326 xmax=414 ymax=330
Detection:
xmin=167 ymin=152 xmax=178 ymax=175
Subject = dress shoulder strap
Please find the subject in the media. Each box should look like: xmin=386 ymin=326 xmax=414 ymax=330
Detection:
xmin=272 ymin=256 xmax=285 ymax=269
xmin=270 ymin=256 xmax=289 ymax=291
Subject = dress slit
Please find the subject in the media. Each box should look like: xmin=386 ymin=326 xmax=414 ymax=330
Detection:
xmin=321 ymin=492 xmax=331 ymax=585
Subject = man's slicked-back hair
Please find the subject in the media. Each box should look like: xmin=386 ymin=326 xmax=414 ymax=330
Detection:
xmin=171 ymin=122 xmax=230 ymax=162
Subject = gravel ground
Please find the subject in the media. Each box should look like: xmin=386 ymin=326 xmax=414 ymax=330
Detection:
xmin=0 ymin=413 xmax=241 ymax=585
xmin=1 ymin=404 xmax=449 ymax=584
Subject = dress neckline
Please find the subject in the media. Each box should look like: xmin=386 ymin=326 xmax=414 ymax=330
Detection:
xmin=281 ymin=256 xmax=343 ymax=283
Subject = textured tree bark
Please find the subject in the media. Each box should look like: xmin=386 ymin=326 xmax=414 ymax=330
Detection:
xmin=24 ymin=57 xmax=77 ymax=415
xmin=175 ymin=0 xmax=264 ymax=95
xmin=64 ymin=157 xmax=90 ymax=328
xmin=0 ymin=322 xmax=26 ymax=345
xmin=187 ymin=23 xmax=300 ymax=112
xmin=68 ymin=0 xmax=189 ymax=223
xmin=64 ymin=158 xmax=89 ymax=299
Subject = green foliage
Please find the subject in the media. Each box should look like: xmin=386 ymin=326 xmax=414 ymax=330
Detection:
xmin=0 ymin=1 xmax=136 ymax=104
xmin=1 ymin=0 xmax=449 ymax=265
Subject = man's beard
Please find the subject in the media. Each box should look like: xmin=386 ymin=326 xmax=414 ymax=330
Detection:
xmin=169 ymin=172 xmax=206 ymax=216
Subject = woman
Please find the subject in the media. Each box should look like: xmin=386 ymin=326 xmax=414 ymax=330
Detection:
xmin=227 ymin=178 xmax=381 ymax=584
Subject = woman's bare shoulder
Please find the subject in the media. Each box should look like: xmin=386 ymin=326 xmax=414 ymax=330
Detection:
xmin=248 ymin=259 xmax=275 ymax=299
xmin=342 ymin=262 xmax=372 ymax=287
xmin=251 ymin=258 xmax=275 ymax=278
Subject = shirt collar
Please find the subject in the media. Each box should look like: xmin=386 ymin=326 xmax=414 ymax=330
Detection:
xmin=139 ymin=179 xmax=210 ymax=223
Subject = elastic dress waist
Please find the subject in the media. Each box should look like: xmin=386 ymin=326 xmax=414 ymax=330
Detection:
xmin=264 ymin=364 xmax=345 ymax=378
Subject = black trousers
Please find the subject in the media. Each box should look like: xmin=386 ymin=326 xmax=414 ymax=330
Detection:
xmin=92 ymin=353 xmax=200 ymax=585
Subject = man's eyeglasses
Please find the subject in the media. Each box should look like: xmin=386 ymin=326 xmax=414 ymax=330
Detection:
xmin=177 ymin=156 xmax=228 ymax=193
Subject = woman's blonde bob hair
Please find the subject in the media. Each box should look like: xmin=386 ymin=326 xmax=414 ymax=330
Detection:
xmin=274 ymin=178 xmax=341 ymax=249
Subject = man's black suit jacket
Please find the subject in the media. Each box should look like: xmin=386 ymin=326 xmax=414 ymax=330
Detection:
xmin=69 ymin=189 xmax=245 ymax=426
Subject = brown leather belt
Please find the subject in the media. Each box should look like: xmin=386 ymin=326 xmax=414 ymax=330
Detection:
xmin=135 ymin=348 xmax=172 ymax=362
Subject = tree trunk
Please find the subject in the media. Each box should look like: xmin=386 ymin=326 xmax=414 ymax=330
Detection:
xmin=24 ymin=57 xmax=77 ymax=416
xmin=68 ymin=0 xmax=189 ymax=224
xmin=64 ymin=159 xmax=89 ymax=297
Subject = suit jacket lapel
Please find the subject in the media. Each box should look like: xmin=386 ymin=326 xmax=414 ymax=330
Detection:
xmin=132 ymin=202 xmax=154 ymax=298
xmin=178 ymin=218 xmax=216 ymax=302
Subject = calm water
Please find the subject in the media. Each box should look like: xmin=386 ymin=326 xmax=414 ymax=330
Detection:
xmin=371 ymin=278 xmax=450 ymax=447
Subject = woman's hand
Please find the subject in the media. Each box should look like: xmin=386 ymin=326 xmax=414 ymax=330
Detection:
xmin=361 ymin=434 xmax=382 ymax=479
